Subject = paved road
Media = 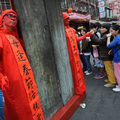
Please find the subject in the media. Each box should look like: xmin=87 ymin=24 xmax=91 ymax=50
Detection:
xmin=70 ymin=62 xmax=120 ymax=120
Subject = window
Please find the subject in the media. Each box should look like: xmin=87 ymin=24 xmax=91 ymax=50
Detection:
xmin=0 ymin=0 xmax=11 ymax=14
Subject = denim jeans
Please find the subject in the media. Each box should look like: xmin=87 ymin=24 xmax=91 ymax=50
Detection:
xmin=84 ymin=55 xmax=92 ymax=73
xmin=80 ymin=55 xmax=86 ymax=70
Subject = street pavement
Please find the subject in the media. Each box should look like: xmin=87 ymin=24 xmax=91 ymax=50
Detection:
xmin=70 ymin=60 xmax=120 ymax=120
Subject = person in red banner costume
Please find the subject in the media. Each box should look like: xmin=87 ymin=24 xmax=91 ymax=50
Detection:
xmin=0 ymin=10 xmax=44 ymax=120
xmin=63 ymin=13 xmax=93 ymax=95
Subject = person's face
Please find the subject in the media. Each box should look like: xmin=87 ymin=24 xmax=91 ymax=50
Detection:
xmin=64 ymin=18 xmax=69 ymax=26
xmin=110 ymin=28 xmax=119 ymax=37
xmin=93 ymin=28 xmax=97 ymax=32
xmin=81 ymin=30 xmax=86 ymax=35
xmin=2 ymin=12 xmax=18 ymax=28
xmin=101 ymin=27 xmax=107 ymax=34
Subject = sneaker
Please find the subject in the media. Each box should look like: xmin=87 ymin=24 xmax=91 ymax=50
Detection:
xmin=104 ymin=83 xmax=115 ymax=87
xmin=84 ymin=70 xmax=88 ymax=74
xmin=86 ymin=72 xmax=92 ymax=75
xmin=94 ymin=73 xmax=106 ymax=79
xmin=116 ymin=85 xmax=119 ymax=88
xmin=105 ymin=79 xmax=109 ymax=82
xmin=94 ymin=74 xmax=102 ymax=79
xmin=112 ymin=87 xmax=120 ymax=92
xmin=102 ymin=73 xmax=106 ymax=78
xmin=93 ymin=64 xmax=97 ymax=67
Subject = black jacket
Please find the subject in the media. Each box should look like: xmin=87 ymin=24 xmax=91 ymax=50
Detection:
xmin=90 ymin=34 xmax=113 ymax=61
xmin=82 ymin=38 xmax=92 ymax=53
xmin=77 ymin=38 xmax=92 ymax=53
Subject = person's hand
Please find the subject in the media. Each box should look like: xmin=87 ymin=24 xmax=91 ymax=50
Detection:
xmin=106 ymin=33 xmax=111 ymax=37
xmin=92 ymin=45 xmax=97 ymax=48
xmin=86 ymin=37 xmax=90 ymax=42
xmin=0 ymin=74 xmax=9 ymax=92
xmin=90 ymin=30 xmax=94 ymax=34
xmin=108 ymin=50 xmax=112 ymax=55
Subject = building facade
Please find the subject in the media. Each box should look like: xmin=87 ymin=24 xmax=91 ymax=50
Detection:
xmin=108 ymin=0 xmax=120 ymax=19
xmin=0 ymin=0 xmax=11 ymax=13
xmin=61 ymin=0 xmax=99 ymax=20
xmin=98 ymin=0 xmax=112 ymax=20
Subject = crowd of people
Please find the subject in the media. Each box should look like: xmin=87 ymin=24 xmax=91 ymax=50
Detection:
xmin=76 ymin=21 xmax=120 ymax=92
xmin=62 ymin=12 xmax=120 ymax=93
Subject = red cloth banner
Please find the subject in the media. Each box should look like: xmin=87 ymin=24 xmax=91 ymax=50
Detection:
xmin=5 ymin=35 xmax=44 ymax=120
xmin=65 ymin=28 xmax=86 ymax=95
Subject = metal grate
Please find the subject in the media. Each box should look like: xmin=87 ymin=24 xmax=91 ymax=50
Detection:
xmin=0 ymin=0 xmax=11 ymax=14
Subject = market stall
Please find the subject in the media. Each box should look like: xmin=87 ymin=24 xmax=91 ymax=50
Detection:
xmin=63 ymin=11 xmax=91 ymax=31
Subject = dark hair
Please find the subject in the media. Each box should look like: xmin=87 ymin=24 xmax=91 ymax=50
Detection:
xmin=101 ymin=23 xmax=110 ymax=34
xmin=95 ymin=22 xmax=101 ymax=28
xmin=81 ymin=28 xmax=87 ymax=33
xmin=89 ymin=23 xmax=96 ymax=29
xmin=111 ymin=24 xmax=120 ymax=33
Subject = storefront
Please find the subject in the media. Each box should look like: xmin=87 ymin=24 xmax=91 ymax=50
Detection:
xmin=63 ymin=11 xmax=91 ymax=32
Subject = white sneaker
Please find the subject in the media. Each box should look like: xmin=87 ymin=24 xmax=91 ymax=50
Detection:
xmin=112 ymin=87 xmax=120 ymax=92
xmin=93 ymin=64 xmax=97 ymax=67
xmin=84 ymin=70 xmax=88 ymax=74
xmin=116 ymin=85 xmax=119 ymax=88
xmin=86 ymin=72 xmax=92 ymax=75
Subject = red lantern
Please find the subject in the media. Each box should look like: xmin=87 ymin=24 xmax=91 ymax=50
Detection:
xmin=67 ymin=8 xmax=73 ymax=13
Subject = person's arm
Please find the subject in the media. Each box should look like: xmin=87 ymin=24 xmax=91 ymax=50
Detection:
xmin=90 ymin=34 xmax=107 ymax=44
xmin=77 ymin=32 xmax=92 ymax=42
xmin=107 ymin=36 xmax=111 ymax=46
xmin=107 ymin=37 xmax=118 ymax=48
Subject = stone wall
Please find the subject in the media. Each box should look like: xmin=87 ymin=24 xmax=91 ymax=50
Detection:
xmin=12 ymin=0 xmax=74 ymax=119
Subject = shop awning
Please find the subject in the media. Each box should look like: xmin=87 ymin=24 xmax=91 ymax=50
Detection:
xmin=90 ymin=19 xmax=112 ymax=24
xmin=63 ymin=12 xmax=91 ymax=22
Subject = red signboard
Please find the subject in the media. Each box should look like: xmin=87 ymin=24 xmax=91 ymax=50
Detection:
xmin=109 ymin=2 xmax=114 ymax=9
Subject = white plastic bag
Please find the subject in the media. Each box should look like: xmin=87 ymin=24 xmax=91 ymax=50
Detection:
xmin=80 ymin=103 xmax=86 ymax=109
xmin=93 ymin=48 xmax=99 ymax=58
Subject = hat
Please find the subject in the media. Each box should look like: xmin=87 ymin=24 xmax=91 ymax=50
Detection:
xmin=0 ymin=9 xmax=18 ymax=27
xmin=101 ymin=23 xmax=110 ymax=31
xmin=77 ymin=26 xmax=83 ymax=30
xmin=62 ymin=13 xmax=69 ymax=20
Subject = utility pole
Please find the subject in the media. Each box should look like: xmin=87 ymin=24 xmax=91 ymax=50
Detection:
xmin=88 ymin=0 xmax=90 ymax=14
